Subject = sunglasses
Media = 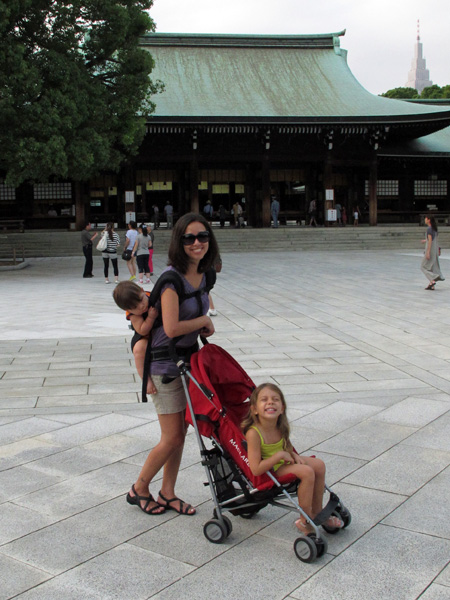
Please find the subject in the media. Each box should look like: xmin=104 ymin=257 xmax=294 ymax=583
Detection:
xmin=181 ymin=231 xmax=210 ymax=246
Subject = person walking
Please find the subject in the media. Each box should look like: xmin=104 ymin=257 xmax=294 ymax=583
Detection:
xmin=147 ymin=223 xmax=155 ymax=276
xmin=308 ymin=199 xmax=318 ymax=227
xmin=102 ymin=222 xmax=120 ymax=284
xmin=203 ymin=200 xmax=213 ymax=223
xmin=125 ymin=221 xmax=138 ymax=281
xmin=335 ymin=202 xmax=342 ymax=226
xmin=132 ymin=223 xmax=152 ymax=284
xmin=232 ymin=201 xmax=242 ymax=228
xmin=81 ymin=221 xmax=98 ymax=278
xmin=218 ymin=204 xmax=227 ymax=228
xmin=164 ymin=201 xmax=173 ymax=229
xmin=152 ymin=205 xmax=160 ymax=229
xmin=271 ymin=196 xmax=280 ymax=228
xmin=421 ymin=215 xmax=445 ymax=290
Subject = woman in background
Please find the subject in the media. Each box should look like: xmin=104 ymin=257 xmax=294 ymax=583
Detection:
xmin=421 ymin=215 xmax=445 ymax=290
xmin=102 ymin=222 xmax=120 ymax=284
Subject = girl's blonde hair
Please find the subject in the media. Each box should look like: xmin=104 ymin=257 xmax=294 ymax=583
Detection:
xmin=241 ymin=383 xmax=292 ymax=451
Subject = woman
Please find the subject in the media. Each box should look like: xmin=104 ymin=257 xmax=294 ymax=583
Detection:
xmin=132 ymin=223 xmax=152 ymax=284
xmin=126 ymin=213 xmax=219 ymax=516
xmin=147 ymin=223 xmax=155 ymax=276
xmin=102 ymin=222 xmax=120 ymax=284
xmin=421 ymin=215 xmax=445 ymax=290
xmin=125 ymin=221 xmax=138 ymax=281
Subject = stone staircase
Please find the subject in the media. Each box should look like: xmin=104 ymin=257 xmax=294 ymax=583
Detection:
xmin=1 ymin=226 xmax=449 ymax=259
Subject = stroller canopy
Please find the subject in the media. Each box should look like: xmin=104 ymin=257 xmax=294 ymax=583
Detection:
xmin=186 ymin=344 xmax=255 ymax=436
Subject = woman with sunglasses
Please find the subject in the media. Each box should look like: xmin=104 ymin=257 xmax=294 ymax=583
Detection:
xmin=126 ymin=213 xmax=220 ymax=516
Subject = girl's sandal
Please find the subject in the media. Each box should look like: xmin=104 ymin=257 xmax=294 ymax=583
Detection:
xmin=323 ymin=515 xmax=344 ymax=529
xmin=425 ymin=282 xmax=435 ymax=290
xmin=295 ymin=518 xmax=314 ymax=535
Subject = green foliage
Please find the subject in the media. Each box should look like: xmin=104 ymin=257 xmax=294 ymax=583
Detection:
xmin=0 ymin=0 xmax=162 ymax=186
xmin=420 ymin=84 xmax=450 ymax=99
xmin=380 ymin=85 xmax=450 ymax=100
xmin=380 ymin=87 xmax=419 ymax=99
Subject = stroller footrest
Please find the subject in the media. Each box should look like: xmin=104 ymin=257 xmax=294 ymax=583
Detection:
xmin=313 ymin=492 xmax=340 ymax=526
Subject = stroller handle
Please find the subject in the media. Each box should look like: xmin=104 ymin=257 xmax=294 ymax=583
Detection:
xmin=168 ymin=336 xmax=209 ymax=367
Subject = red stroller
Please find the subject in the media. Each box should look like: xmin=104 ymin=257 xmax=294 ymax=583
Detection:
xmin=174 ymin=342 xmax=351 ymax=563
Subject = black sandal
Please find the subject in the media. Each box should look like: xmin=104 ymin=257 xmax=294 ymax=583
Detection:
xmin=126 ymin=484 xmax=165 ymax=515
xmin=158 ymin=490 xmax=196 ymax=515
xmin=425 ymin=282 xmax=435 ymax=290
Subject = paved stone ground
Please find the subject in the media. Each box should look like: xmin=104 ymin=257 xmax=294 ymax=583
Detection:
xmin=0 ymin=251 xmax=449 ymax=600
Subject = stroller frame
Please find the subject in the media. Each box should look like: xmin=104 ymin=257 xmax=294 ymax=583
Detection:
xmin=172 ymin=343 xmax=351 ymax=563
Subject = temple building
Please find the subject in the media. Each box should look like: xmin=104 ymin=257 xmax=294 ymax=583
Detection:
xmin=405 ymin=20 xmax=433 ymax=94
xmin=2 ymin=30 xmax=450 ymax=229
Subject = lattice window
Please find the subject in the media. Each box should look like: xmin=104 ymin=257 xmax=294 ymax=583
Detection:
xmin=0 ymin=183 xmax=16 ymax=202
xmin=34 ymin=182 xmax=72 ymax=200
xmin=414 ymin=180 xmax=447 ymax=196
xmin=364 ymin=180 xmax=399 ymax=196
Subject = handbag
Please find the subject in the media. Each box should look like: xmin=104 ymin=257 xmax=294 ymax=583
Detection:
xmin=96 ymin=233 xmax=108 ymax=251
xmin=122 ymin=249 xmax=132 ymax=261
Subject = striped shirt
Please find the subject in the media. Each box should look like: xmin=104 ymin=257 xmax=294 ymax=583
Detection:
xmin=102 ymin=232 xmax=120 ymax=254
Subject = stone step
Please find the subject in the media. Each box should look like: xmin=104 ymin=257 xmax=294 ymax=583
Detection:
xmin=0 ymin=226 xmax=448 ymax=259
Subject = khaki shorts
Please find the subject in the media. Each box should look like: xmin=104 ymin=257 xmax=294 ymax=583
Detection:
xmin=150 ymin=375 xmax=186 ymax=414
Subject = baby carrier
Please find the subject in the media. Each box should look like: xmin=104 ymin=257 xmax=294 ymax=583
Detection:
xmin=173 ymin=342 xmax=352 ymax=563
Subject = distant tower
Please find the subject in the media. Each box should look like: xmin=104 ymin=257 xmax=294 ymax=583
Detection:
xmin=405 ymin=20 xmax=432 ymax=93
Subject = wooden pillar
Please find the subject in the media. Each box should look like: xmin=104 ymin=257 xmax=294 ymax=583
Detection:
xmin=74 ymin=181 xmax=86 ymax=230
xmin=246 ymin=164 xmax=257 ymax=227
xmin=262 ymin=154 xmax=271 ymax=227
xmin=369 ymin=158 xmax=378 ymax=226
xmin=177 ymin=166 xmax=185 ymax=218
xmin=323 ymin=154 xmax=333 ymax=225
xmin=190 ymin=153 xmax=199 ymax=214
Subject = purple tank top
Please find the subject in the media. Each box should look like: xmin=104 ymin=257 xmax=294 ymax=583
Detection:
xmin=150 ymin=267 xmax=209 ymax=376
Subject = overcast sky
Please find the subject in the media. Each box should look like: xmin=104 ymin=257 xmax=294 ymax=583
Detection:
xmin=150 ymin=0 xmax=449 ymax=95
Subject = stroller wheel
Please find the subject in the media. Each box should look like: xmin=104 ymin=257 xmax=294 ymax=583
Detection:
xmin=308 ymin=533 xmax=328 ymax=558
xmin=294 ymin=536 xmax=317 ymax=563
xmin=204 ymin=519 xmax=228 ymax=544
xmin=212 ymin=511 xmax=233 ymax=536
xmin=222 ymin=515 xmax=233 ymax=536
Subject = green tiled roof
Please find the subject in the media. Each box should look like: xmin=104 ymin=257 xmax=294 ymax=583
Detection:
xmin=142 ymin=33 xmax=450 ymax=126
xmin=380 ymin=125 xmax=450 ymax=156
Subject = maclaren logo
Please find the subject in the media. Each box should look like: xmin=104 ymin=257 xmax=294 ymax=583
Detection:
xmin=229 ymin=438 xmax=250 ymax=466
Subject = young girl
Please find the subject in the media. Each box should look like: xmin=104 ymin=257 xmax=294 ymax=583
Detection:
xmin=242 ymin=383 xmax=343 ymax=534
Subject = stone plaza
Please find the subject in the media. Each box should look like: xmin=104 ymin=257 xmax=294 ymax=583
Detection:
xmin=0 ymin=248 xmax=449 ymax=599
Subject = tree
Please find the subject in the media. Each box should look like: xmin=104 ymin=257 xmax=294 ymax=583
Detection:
xmin=420 ymin=85 xmax=444 ymax=99
xmin=380 ymin=85 xmax=450 ymax=100
xmin=380 ymin=87 xmax=419 ymax=99
xmin=0 ymin=1 xmax=162 ymax=186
